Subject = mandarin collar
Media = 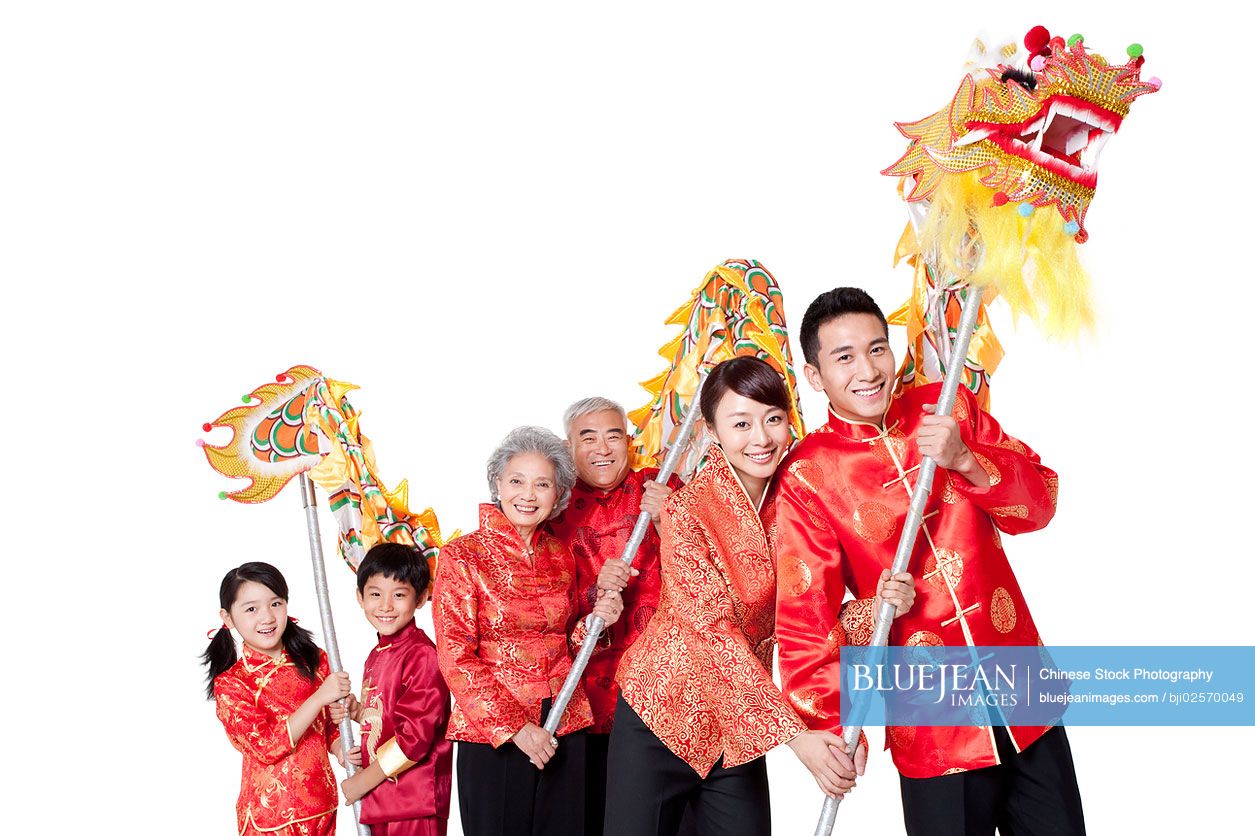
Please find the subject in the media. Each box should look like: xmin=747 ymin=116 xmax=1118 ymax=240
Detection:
xmin=240 ymin=643 xmax=288 ymax=674
xmin=479 ymin=502 xmax=540 ymax=552
xmin=572 ymin=471 xmax=632 ymax=502
xmin=375 ymin=618 xmax=420 ymax=652
xmin=822 ymin=394 xmax=902 ymax=442
xmin=701 ymin=442 xmax=778 ymax=515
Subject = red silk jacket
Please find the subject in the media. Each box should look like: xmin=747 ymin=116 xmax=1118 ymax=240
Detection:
xmin=433 ymin=503 xmax=594 ymax=747
xmin=616 ymin=446 xmax=809 ymax=777
xmin=358 ymin=620 xmax=453 ymax=825
xmin=213 ymin=647 xmax=339 ymax=836
xmin=547 ymin=467 xmax=684 ymax=733
xmin=775 ymin=382 xmax=1058 ymax=779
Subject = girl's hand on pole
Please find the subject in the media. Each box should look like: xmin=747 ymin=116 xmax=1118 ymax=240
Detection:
xmin=597 ymin=558 xmax=636 ymax=594
xmin=512 ymin=723 xmax=558 ymax=769
xmin=592 ymin=589 xmax=624 ymax=626
xmin=335 ymin=744 xmax=362 ymax=769
xmin=328 ymin=693 xmax=359 ymax=724
xmin=788 ymin=731 xmax=858 ymax=799
xmin=874 ymin=569 xmax=917 ymax=620
xmin=316 ymin=671 xmax=352 ymax=706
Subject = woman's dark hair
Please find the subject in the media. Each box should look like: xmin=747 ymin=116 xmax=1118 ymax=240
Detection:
xmin=699 ymin=356 xmax=792 ymax=425
xmin=356 ymin=542 xmax=432 ymax=595
xmin=201 ymin=561 xmax=321 ymax=699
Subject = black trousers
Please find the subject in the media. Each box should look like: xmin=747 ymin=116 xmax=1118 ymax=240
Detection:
xmin=603 ymin=695 xmax=770 ymax=836
xmin=455 ymin=714 xmax=587 ymax=836
xmin=900 ymin=726 xmax=1086 ymax=836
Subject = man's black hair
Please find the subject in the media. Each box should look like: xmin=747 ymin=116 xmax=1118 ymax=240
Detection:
xmin=799 ymin=287 xmax=889 ymax=366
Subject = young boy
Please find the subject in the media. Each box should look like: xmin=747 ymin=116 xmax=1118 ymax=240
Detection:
xmin=774 ymin=287 xmax=1085 ymax=836
xmin=334 ymin=542 xmax=453 ymax=836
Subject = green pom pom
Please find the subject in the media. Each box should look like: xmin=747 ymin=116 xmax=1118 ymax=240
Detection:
xmin=1127 ymin=43 xmax=1143 ymax=58
xmin=1068 ymin=33 xmax=1083 ymax=46
xmin=218 ymin=491 xmax=229 ymax=500
xmin=240 ymin=394 xmax=251 ymax=404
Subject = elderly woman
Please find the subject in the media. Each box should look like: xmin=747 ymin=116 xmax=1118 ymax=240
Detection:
xmin=433 ymin=426 xmax=623 ymax=836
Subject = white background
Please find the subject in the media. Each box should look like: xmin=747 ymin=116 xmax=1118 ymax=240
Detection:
xmin=3 ymin=1 xmax=1249 ymax=833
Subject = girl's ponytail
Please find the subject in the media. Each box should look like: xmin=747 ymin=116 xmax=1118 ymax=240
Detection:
xmin=202 ymin=626 xmax=238 ymax=699
xmin=281 ymin=617 xmax=321 ymax=685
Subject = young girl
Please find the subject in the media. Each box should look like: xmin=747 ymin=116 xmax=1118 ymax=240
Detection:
xmin=203 ymin=562 xmax=352 ymax=836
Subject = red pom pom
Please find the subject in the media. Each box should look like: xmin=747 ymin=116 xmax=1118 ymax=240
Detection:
xmin=992 ymin=192 xmax=1009 ymax=207
xmin=275 ymin=374 xmax=286 ymax=383
xmin=1024 ymin=26 xmax=1051 ymax=55
xmin=202 ymin=422 xmax=213 ymax=432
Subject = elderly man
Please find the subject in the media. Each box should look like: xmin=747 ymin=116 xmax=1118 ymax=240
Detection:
xmin=546 ymin=397 xmax=683 ymax=836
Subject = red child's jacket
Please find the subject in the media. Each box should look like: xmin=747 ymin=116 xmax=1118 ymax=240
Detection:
xmin=358 ymin=620 xmax=453 ymax=824
xmin=214 ymin=647 xmax=339 ymax=836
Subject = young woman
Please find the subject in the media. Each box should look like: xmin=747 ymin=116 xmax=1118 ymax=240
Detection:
xmin=204 ymin=562 xmax=352 ymax=836
xmin=602 ymin=357 xmax=915 ymax=836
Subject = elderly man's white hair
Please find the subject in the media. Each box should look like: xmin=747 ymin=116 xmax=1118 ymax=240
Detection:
xmin=486 ymin=426 xmax=577 ymax=516
xmin=562 ymin=396 xmax=628 ymax=437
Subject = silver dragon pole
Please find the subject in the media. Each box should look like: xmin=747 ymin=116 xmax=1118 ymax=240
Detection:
xmin=300 ymin=474 xmax=371 ymax=836
xmin=813 ymin=284 xmax=984 ymax=836
xmin=543 ymin=372 xmax=709 ymax=735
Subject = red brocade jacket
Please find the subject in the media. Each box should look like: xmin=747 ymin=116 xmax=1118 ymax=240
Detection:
xmin=358 ymin=620 xmax=453 ymax=824
xmin=547 ymin=467 xmax=684 ymax=734
xmin=214 ymin=647 xmax=339 ymax=836
xmin=775 ymin=382 xmax=1058 ymax=779
xmin=617 ymin=446 xmax=810 ymax=777
xmin=433 ymin=503 xmax=595 ymax=747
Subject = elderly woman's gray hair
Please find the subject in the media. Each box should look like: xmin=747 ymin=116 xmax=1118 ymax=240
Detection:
xmin=486 ymin=426 xmax=578 ymax=516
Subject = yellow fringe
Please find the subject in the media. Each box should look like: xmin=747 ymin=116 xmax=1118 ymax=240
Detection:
xmin=916 ymin=172 xmax=1094 ymax=337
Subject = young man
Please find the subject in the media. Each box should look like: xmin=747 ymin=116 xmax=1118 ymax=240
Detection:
xmin=546 ymin=397 xmax=681 ymax=836
xmin=773 ymin=287 xmax=1085 ymax=836
xmin=335 ymin=542 xmax=453 ymax=836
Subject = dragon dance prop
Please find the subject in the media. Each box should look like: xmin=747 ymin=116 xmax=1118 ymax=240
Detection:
xmin=816 ymin=27 xmax=1158 ymax=835
xmin=543 ymin=258 xmax=805 ymax=735
xmin=200 ymin=365 xmax=444 ymax=836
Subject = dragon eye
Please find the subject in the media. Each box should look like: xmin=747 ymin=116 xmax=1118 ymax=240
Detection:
xmin=1000 ymin=67 xmax=1038 ymax=91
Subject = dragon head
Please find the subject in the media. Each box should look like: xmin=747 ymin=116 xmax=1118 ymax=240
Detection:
xmin=884 ymin=26 xmax=1160 ymax=241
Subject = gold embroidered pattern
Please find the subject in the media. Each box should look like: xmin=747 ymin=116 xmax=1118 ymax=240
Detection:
xmin=989 ymin=505 xmax=1029 ymax=519
xmin=905 ymin=630 xmax=943 ymax=646
xmin=840 ymin=597 xmax=875 ymax=646
xmin=779 ymin=554 xmax=813 ymax=597
xmin=1046 ymin=475 xmax=1059 ymax=507
xmin=991 ymin=587 xmax=1017 ymax=633
xmin=888 ymin=724 xmax=917 ymax=749
xmin=853 ymin=501 xmax=897 ymax=543
xmin=922 ymin=547 xmax=964 ymax=590
xmin=972 ymin=452 xmax=1001 ymax=486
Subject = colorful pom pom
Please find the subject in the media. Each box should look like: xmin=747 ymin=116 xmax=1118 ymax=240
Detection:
xmin=202 ymin=422 xmax=213 ymax=432
xmin=1063 ymin=220 xmax=1081 ymax=235
xmin=275 ymin=374 xmax=286 ymax=383
xmin=1030 ymin=55 xmax=1046 ymax=72
xmin=1148 ymin=76 xmax=1162 ymax=90
xmin=218 ymin=491 xmax=229 ymax=500
xmin=196 ymin=438 xmax=206 ymax=447
xmin=1068 ymin=34 xmax=1084 ymax=47
xmin=992 ymin=192 xmax=1009 ymax=207
xmin=241 ymin=395 xmax=252 ymax=404
xmin=1024 ymin=26 xmax=1051 ymax=55
xmin=1127 ymin=43 xmax=1143 ymax=58
xmin=1017 ymin=203 xmax=1034 ymax=218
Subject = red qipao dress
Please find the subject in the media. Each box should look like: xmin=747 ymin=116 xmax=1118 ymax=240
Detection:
xmin=213 ymin=647 xmax=339 ymax=836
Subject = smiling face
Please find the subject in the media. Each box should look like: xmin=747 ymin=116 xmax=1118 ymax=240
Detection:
xmin=221 ymin=579 xmax=288 ymax=658
xmin=708 ymin=390 xmax=792 ymax=500
xmin=356 ymin=573 xmax=422 ymax=637
xmin=567 ymin=409 xmax=630 ymax=491
xmin=495 ymin=451 xmax=559 ymax=538
xmin=804 ymin=313 xmax=897 ymax=424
